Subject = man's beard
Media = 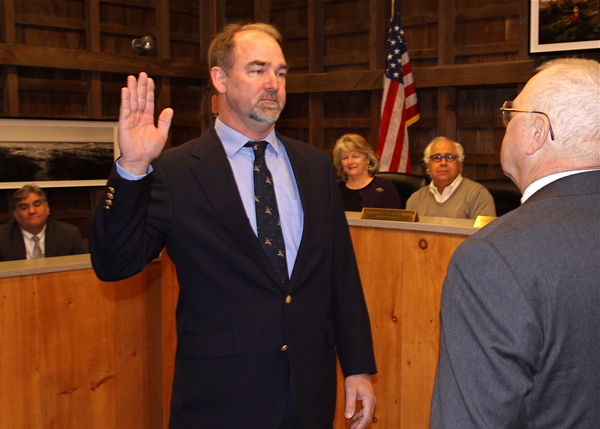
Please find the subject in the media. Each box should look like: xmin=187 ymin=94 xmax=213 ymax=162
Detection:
xmin=249 ymin=94 xmax=283 ymax=124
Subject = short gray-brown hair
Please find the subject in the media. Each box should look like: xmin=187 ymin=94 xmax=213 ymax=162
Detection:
xmin=208 ymin=23 xmax=283 ymax=75
xmin=10 ymin=184 xmax=47 ymax=212
xmin=422 ymin=136 xmax=465 ymax=164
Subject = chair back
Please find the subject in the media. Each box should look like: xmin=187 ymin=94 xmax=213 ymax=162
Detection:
xmin=477 ymin=179 xmax=522 ymax=216
xmin=375 ymin=172 xmax=429 ymax=209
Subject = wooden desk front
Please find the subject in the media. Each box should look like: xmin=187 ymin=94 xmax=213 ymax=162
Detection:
xmin=0 ymin=255 xmax=167 ymax=429
xmin=332 ymin=215 xmax=476 ymax=428
xmin=0 ymin=215 xmax=476 ymax=428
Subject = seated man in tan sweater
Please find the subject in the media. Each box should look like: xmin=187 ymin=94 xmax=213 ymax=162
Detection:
xmin=406 ymin=137 xmax=496 ymax=219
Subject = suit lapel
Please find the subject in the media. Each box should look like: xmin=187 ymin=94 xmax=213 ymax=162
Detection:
xmin=188 ymin=128 xmax=283 ymax=287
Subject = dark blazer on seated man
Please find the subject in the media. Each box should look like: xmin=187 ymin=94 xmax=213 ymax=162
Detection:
xmin=0 ymin=218 xmax=88 ymax=261
xmin=0 ymin=183 xmax=88 ymax=262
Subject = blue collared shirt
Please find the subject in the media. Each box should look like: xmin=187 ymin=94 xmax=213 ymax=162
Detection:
xmin=215 ymin=119 xmax=304 ymax=276
xmin=116 ymin=118 xmax=304 ymax=276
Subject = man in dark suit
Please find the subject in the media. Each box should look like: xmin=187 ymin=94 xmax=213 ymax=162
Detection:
xmin=90 ymin=23 xmax=376 ymax=429
xmin=0 ymin=184 xmax=88 ymax=261
xmin=430 ymin=58 xmax=599 ymax=428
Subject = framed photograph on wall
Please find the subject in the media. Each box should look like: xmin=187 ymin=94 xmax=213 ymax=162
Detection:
xmin=0 ymin=118 xmax=119 ymax=189
xmin=530 ymin=0 xmax=600 ymax=53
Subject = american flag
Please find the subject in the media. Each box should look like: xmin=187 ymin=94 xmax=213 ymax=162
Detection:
xmin=377 ymin=1 xmax=419 ymax=173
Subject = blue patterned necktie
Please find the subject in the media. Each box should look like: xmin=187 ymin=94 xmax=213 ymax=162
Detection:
xmin=245 ymin=141 xmax=289 ymax=286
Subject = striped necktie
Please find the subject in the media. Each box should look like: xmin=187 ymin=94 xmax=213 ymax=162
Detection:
xmin=32 ymin=235 xmax=43 ymax=258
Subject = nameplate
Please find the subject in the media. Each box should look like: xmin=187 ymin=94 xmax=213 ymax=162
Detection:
xmin=473 ymin=215 xmax=498 ymax=228
xmin=360 ymin=208 xmax=419 ymax=222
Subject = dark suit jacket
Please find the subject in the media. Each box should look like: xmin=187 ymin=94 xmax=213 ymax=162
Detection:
xmin=431 ymin=171 xmax=600 ymax=428
xmin=0 ymin=218 xmax=88 ymax=261
xmin=90 ymin=127 xmax=377 ymax=429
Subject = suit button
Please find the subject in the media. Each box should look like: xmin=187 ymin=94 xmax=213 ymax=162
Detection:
xmin=108 ymin=187 xmax=115 ymax=193
xmin=105 ymin=199 xmax=113 ymax=206
xmin=106 ymin=193 xmax=114 ymax=199
xmin=285 ymin=295 xmax=292 ymax=304
xmin=280 ymin=345 xmax=288 ymax=352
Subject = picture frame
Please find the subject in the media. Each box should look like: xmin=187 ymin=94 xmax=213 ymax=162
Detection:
xmin=530 ymin=0 xmax=600 ymax=54
xmin=0 ymin=118 xmax=119 ymax=189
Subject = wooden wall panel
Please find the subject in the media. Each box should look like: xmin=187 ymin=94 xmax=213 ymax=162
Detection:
xmin=0 ymin=0 xmax=598 ymax=235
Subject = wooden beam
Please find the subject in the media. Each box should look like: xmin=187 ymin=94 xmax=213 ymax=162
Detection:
xmin=456 ymin=3 xmax=520 ymax=21
xmin=0 ymin=43 xmax=208 ymax=79
xmin=285 ymin=60 xmax=536 ymax=94
xmin=287 ymin=70 xmax=383 ymax=93
xmin=14 ymin=14 xmax=86 ymax=30
xmin=412 ymin=61 xmax=536 ymax=87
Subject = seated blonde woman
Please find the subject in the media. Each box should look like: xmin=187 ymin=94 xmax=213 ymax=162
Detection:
xmin=333 ymin=133 xmax=402 ymax=212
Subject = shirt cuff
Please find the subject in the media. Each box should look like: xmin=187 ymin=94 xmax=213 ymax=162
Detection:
xmin=115 ymin=158 xmax=153 ymax=180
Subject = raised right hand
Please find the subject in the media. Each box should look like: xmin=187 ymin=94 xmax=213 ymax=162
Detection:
xmin=118 ymin=72 xmax=174 ymax=175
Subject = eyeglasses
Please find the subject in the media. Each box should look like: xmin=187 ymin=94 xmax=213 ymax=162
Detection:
xmin=500 ymin=100 xmax=555 ymax=140
xmin=429 ymin=154 xmax=458 ymax=163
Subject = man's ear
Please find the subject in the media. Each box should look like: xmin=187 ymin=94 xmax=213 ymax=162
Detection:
xmin=210 ymin=67 xmax=227 ymax=94
xmin=526 ymin=114 xmax=551 ymax=156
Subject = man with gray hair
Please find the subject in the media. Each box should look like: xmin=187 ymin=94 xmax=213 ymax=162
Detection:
xmin=430 ymin=58 xmax=600 ymax=428
xmin=406 ymin=136 xmax=496 ymax=219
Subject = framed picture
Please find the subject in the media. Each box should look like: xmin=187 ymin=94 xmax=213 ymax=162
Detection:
xmin=530 ymin=0 xmax=600 ymax=53
xmin=0 ymin=118 xmax=119 ymax=189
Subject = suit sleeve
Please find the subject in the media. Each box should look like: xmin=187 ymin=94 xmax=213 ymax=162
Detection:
xmin=89 ymin=166 xmax=171 ymax=281
xmin=430 ymin=239 xmax=539 ymax=428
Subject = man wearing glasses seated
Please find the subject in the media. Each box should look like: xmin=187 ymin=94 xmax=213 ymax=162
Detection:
xmin=406 ymin=136 xmax=496 ymax=219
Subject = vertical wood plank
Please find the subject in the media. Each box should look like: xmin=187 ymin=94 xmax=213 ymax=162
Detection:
xmin=369 ymin=0 xmax=387 ymax=69
xmin=369 ymin=0 xmax=387 ymax=148
xmin=38 ymin=270 xmax=116 ymax=428
xmin=157 ymin=76 xmax=173 ymax=149
xmin=114 ymin=271 xmax=152 ymax=429
xmin=3 ymin=65 xmax=19 ymax=116
xmin=308 ymin=0 xmax=325 ymax=149
xmin=86 ymin=0 xmax=101 ymax=52
xmin=518 ymin=0 xmax=530 ymax=59
xmin=438 ymin=87 xmax=457 ymax=139
xmin=88 ymin=71 xmax=102 ymax=119
xmin=2 ymin=0 xmax=16 ymax=44
xmin=349 ymin=227 xmax=406 ymax=428
xmin=156 ymin=0 xmax=170 ymax=59
xmin=160 ymin=252 xmax=180 ymax=429
xmin=437 ymin=0 xmax=457 ymax=140
xmin=0 ymin=275 xmax=42 ymax=428
xmin=399 ymin=232 xmax=464 ymax=428
xmin=254 ymin=0 xmax=270 ymax=23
